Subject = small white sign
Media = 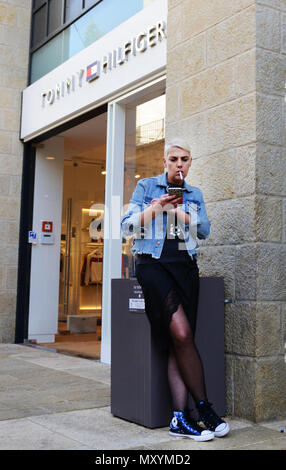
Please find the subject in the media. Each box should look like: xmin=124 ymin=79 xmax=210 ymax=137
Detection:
xmin=129 ymin=298 xmax=145 ymax=311
xmin=28 ymin=231 xmax=37 ymax=244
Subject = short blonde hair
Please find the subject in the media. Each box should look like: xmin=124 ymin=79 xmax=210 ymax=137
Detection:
xmin=164 ymin=139 xmax=191 ymax=158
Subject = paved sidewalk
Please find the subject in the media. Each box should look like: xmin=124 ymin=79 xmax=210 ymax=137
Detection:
xmin=0 ymin=344 xmax=285 ymax=450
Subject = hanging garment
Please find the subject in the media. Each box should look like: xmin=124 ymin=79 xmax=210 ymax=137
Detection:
xmin=90 ymin=257 xmax=103 ymax=283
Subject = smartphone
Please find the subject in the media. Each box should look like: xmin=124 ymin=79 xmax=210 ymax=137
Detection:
xmin=167 ymin=187 xmax=184 ymax=199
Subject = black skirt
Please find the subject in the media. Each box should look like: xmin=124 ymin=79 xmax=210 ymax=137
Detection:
xmin=135 ymin=237 xmax=200 ymax=351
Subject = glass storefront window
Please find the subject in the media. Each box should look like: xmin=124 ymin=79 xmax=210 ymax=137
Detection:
xmin=122 ymin=94 xmax=165 ymax=279
xmin=30 ymin=0 xmax=157 ymax=83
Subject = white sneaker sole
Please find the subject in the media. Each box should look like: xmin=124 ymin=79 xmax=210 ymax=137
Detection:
xmin=169 ymin=430 xmax=214 ymax=441
xmin=214 ymin=422 xmax=230 ymax=437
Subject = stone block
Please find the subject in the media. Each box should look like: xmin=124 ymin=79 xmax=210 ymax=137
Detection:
xmin=225 ymin=301 xmax=256 ymax=356
xmin=282 ymin=13 xmax=286 ymax=53
xmin=165 ymin=84 xmax=180 ymax=123
xmin=256 ymin=302 xmax=282 ymax=356
xmin=256 ymin=243 xmax=286 ymax=301
xmin=206 ymin=95 xmax=256 ymax=154
xmin=206 ymin=6 xmax=256 ymax=66
xmin=168 ymin=0 xmax=183 ymax=8
xmin=255 ymin=195 xmax=282 ymax=242
xmin=190 ymin=145 xmax=256 ymax=202
xmin=236 ymin=49 xmax=256 ymax=96
xmin=256 ymin=93 xmax=283 ymax=145
xmin=180 ymin=59 xmax=235 ymax=117
xmin=256 ymin=4 xmax=281 ymax=52
xmin=282 ymin=302 xmax=286 ymax=349
xmin=256 ymin=144 xmax=286 ymax=196
xmin=0 ymin=313 xmax=16 ymax=343
xmin=182 ymin=33 xmax=206 ymax=78
xmin=0 ymin=134 xmax=12 ymax=154
xmin=225 ymin=354 xmax=234 ymax=415
xmin=256 ymin=49 xmax=286 ymax=96
xmin=166 ymin=45 xmax=185 ymax=84
xmin=7 ymin=244 xmax=19 ymax=266
xmin=233 ymin=357 xmax=256 ymax=421
xmin=256 ymin=0 xmax=286 ymax=10
xmin=197 ymin=245 xmax=236 ymax=299
xmin=0 ymin=244 xmax=19 ymax=265
xmin=0 ymin=4 xmax=17 ymax=27
xmin=0 ymin=44 xmax=29 ymax=68
xmin=226 ymin=301 xmax=282 ymax=357
xmin=11 ymin=134 xmax=24 ymax=157
xmin=9 ymin=175 xmax=21 ymax=197
xmin=7 ymin=221 xmax=20 ymax=244
xmin=166 ymin=2 xmax=183 ymax=50
xmin=0 ymin=265 xmax=5 ymax=289
xmin=7 ymin=0 xmax=32 ymax=8
xmin=0 ymin=87 xmax=16 ymax=108
xmin=182 ymin=0 xmax=255 ymax=41
xmin=1 ymin=108 xmax=21 ymax=132
xmin=283 ymin=199 xmax=286 ymax=242
xmin=232 ymin=146 xmax=257 ymax=197
xmin=206 ymin=196 xmax=256 ymax=245
xmin=0 ymin=292 xmax=16 ymax=315
xmin=0 ymin=175 xmax=10 ymax=195
xmin=0 ymin=196 xmax=20 ymax=219
xmin=6 ymin=266 xmax=18 ymax=290
xmin=173 ymin=112 xmax=208 ymax=158
xmin=255 ymin=357 xmax=286 ymax=421
xmin=0 ymin=155 xmax=22 ymax=176
xmin=0 ymin=64 xmax=28 ymax=89
xmin=235 ymin=244 xmax=257 ymax=300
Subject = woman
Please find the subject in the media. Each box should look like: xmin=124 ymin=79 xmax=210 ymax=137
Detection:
xmin=121 ymin=139 xmax=229 ymax=441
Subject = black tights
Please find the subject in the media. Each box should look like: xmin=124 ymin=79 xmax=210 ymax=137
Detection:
xmin=165 ymin=289 xmax=207 ymax=411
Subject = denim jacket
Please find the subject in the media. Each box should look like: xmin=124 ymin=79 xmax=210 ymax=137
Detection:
xmin=121 ymin=172 xmax=211 ymax=259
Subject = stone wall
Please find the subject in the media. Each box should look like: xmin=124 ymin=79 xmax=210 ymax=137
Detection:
xmin=166 ymin=0 xmax=286 ymax=421
xmin=0 ymin=0 xmax=32 ymax=342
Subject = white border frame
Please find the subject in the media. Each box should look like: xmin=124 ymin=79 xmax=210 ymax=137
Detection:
xmin=101 ymin=74 xmax=166 ymax=364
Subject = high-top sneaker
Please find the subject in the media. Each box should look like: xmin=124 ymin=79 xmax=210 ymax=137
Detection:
xmin=196 ymin=401 xmax=230 ymax=437
xmin=169 ymin=410 xmax=214 ymax=441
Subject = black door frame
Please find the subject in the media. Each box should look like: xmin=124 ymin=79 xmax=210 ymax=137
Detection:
xmin=15 ymin=142 xmax=36 ymax=343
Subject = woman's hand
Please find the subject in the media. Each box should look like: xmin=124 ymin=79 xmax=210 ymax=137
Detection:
xmin=150 ymin=194 xmax=182 ymax=211
xmin=140 ymin=194 xmax=183 ymax=227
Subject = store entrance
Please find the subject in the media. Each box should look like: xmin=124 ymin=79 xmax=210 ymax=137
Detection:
xmin=41 ymin=112 xmax=107 ymax=359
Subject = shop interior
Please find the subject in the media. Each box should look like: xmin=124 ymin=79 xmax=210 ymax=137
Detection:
xmin=41 ymin=94 xmax=165 ymax=359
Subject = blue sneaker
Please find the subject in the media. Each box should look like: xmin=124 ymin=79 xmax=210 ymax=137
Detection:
xmin=197 ymin=401 xmax=230 ymax=437
xmin=169 ymin=410 xmax=214 ymax=441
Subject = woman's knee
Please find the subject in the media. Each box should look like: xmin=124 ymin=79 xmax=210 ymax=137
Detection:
xmin=172 ymin=328 xmax=193 ymax=347
xmin=170 ymin=316 xmax=193 ymax=346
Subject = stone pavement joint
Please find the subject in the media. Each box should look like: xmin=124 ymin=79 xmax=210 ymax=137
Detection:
xmin=0 ymin=344 xmax=285 ymax=450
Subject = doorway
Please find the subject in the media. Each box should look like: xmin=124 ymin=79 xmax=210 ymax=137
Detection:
xmin=40 ymin=112 xmax=107 ymax=359
xmin=25 ymin=76 xmax=166 ymax=363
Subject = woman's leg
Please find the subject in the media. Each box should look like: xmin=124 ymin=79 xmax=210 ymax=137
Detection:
xmin=168 ymin=347 xmax=188 ymax=411
xmin=169 ymin=303 xmax=207 ymax=404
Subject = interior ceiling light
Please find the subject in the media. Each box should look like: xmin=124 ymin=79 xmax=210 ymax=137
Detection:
xmin=135 ymin=174 xmax=141 ymax=179
xmin=46 ymin=156 xmax=55 ymax=160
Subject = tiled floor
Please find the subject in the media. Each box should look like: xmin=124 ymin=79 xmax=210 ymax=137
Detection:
xmin=0 ymin=344 xmax=285 ymax=450
xmin=39 ymin=323 xmax=101 ymax=360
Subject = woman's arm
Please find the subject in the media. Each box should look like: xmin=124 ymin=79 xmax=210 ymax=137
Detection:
xmin=173 ymin=206 xmax=191 ymax=225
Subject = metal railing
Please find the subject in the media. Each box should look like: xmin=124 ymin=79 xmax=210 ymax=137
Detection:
xmin=136 ymin=118 xmax=165 ymax=146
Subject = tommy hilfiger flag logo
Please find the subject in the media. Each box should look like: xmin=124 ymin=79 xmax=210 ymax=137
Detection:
xmin=86 ymin=61 xmax=100 ymax=82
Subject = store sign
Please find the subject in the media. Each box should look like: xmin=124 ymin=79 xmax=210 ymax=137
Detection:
xmin=85 ymin=20 xmax=166 ymax=82
xmin=40 ymin=20 xmax=166 ymax=107
xmin=20 ymin=0 xmax=168 ymax=141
